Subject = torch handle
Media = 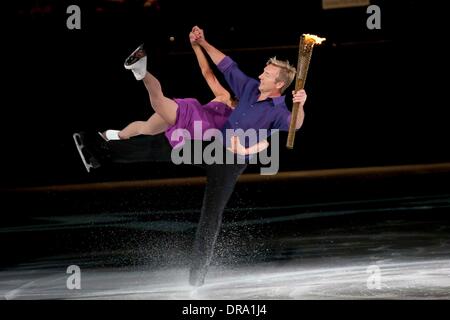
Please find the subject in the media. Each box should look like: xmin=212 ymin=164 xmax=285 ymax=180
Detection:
xmin=287 ymin=35 xmax=313 ymax=149
xmin=286 ymin=78 xmax=305 ymax=149
xmin=287 ymin=33 xmax=324 ymax=149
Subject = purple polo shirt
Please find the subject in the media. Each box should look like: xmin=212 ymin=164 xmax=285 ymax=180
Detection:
xmin=217 ymin=56 xmax=291 ymax=148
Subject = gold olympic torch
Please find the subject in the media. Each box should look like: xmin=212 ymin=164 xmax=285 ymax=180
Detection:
xmin=286 ymin=34 xmax=325 ymax=149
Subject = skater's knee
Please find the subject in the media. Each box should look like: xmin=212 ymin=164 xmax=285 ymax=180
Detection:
xmin=138 ymin=122 xmax=162 ymax=136
xmin=138 ymin=125 xmax=155 ymax=136
xmin=149 ymin=93 xmax=166 ymax=108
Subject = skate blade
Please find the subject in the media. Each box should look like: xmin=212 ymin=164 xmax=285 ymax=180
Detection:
xmin=73 ymin=133 xmax=94 ymax=173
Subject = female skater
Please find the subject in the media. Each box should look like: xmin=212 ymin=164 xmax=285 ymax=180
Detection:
xmin=103 ymin=29 xmax=269 ymax=156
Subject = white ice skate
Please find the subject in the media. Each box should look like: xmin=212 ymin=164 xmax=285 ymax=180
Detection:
xmin=124 ymin=44 xmax=147 ymax=80
xmin=98 ymin=130 xmax=121 ymax=141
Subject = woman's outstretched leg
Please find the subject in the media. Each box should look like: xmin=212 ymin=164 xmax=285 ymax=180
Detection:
xmin=142 ymin=71 xmax=178 ymax=125
xmin=102 ymin=113 xmax=169 ymax=141
xmin=125 ymin=45 xmax=178 ymax=125
xmin=119 ymin=113 xmax=169 ymax=139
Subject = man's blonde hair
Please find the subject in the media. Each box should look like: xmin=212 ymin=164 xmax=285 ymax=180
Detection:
xmin=267 ymin=57 xmax=296 ymax=93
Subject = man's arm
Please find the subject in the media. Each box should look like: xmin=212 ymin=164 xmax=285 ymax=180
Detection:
xmin=292 ymin=90 xmax=307 ymax=130
xmin=227 ymin=136 xmax=269 ymax=156
xmin=295 ymin=107 xmax=305 ymax=130
xmin=190 ymin=32 xmax=230 ymax=99
xmin=191 ymin=26 xmax=255 ymax=99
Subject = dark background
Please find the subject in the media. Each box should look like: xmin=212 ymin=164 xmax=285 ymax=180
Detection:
xmin=1 ymin=2 xmax=449 ymax=302
xmin=2 ymin=0 xmax=448 ymax=188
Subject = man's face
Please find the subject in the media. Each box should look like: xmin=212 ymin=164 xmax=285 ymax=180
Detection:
xmin=258 ymin=64 xmax=282 ymax=94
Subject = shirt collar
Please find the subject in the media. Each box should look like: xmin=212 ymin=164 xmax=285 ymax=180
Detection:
xmin=271 ymin=95 xmax=286 ymax=107
xmin=256 ymin=94 xmax=286 ymax=107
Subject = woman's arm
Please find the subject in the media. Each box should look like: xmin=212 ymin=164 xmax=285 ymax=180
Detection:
xmin=192 ymin=26 xmax=253 ymax=99
xmin=190 ymin=32 xmax=230 ymax=100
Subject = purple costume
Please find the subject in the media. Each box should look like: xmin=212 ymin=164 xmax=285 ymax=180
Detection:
xmin=165 ymin=98 xmax=232 ymax=148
